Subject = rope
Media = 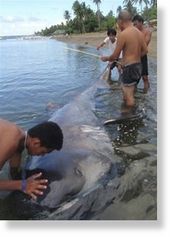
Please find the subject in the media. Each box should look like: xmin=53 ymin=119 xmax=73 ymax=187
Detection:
xmin=64 ymin=47 xmax=100 ymax=58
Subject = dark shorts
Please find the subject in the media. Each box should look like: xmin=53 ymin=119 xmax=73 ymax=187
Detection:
xmin=141 ymin=54 xmax=148 ymax=76
xmin=120 ymin=63 xmax=142 ymax=87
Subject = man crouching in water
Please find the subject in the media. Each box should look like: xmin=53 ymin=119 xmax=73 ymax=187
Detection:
xmin=0 ymin=119 xmax=63 ymax=200
xmin=101 ymin=10 xmax=148 ymax=109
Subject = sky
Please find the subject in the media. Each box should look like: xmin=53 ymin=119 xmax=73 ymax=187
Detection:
xmin=0 ymin=0 xmax=125 ymax=36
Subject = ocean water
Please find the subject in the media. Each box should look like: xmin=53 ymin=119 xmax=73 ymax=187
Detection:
xmin=0 ymin=38 xmax=157 ymax=220
xmin=0 ymin=38 xmax=105 ymax=129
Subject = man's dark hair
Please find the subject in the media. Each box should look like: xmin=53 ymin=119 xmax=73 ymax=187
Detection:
xmin=107 ymin=28 xmax=117 ymax=36
xmin=132 ymin=15 xmax=144 ymax=24
xmin=28 ymin=121 xmax=63 ymax=150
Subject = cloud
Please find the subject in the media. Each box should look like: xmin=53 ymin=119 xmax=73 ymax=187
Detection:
xmin=0 ymin=15 xmax=61 ymax=36
xmin=28 ymin=17 xmax=43 ymax=22
xmin=0 ymin=16 xmax=52 ymax=36
xmin=0 ymin=16 xmax=25 ymax=23
xmin=0 ymin=16 xmax=44 ymax=24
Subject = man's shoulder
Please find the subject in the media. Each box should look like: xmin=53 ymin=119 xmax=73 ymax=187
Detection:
xmin=117 ymin=30 xmax=127 ymax=41
xmin=104 ymin=37 xmax=109 ymax=43
xmin=143 ymin=26 xmax=152 ymax=35
xmin=0 ymin=120 xmax=23 ymax=143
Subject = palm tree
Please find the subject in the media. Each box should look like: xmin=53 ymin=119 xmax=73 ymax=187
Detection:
xmin=72 ymin=1 xmax=86 ymax=33
xmin=150 ymin=0 xmax=157 ymax=7
xmin=123 ymin=0 xmax=137 ymax=17
xmin=116 ymin=5 xmax=122 ymax=15
xmin=64 ymin=10 xmax=71 ymax=34
xmin=131 ymin=0 xmax=150 ymax=13
xmin=64 ymin=10 xmax=71 ymax=24
xmin=92 ymin=0 xmax=102 ymax=29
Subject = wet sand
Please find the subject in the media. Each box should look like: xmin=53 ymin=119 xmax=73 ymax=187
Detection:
xmin=53 ymin=31 xmax=157 ymax=58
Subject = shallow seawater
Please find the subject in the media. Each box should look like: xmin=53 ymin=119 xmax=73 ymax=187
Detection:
xmin=0 ymin=38 xmax=157 ymax=220
xmin=0 ymin=38 xmax=105 ymax=129
xmin=93 ymin=58 xmax=157 ymax=220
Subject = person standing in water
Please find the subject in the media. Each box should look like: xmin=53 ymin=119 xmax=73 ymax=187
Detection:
xmin=133 ymin=15 xmax=152 ymax=93
xmin=100 ymin=10 xmax=148 ymax=108
xmin=97 ymin=28 xmax=122 ymax=80
xmin=0 ymin=119 xmax=63 ymax=200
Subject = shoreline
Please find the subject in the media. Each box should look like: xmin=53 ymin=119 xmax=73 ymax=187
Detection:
xmin=53 ymin=31 xmax=157 ymax=59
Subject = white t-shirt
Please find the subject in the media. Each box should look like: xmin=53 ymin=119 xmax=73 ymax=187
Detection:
xmin=103 ymin=37 xmax=122 ymax=58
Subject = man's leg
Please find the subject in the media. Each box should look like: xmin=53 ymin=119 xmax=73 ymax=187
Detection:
xmin=142 ymin=75 xmax=150 ymax=93
xmin=141 ymin=55 xmax=149 ymax=93
xmin=122 ymin=85 xmax=135 ymax=107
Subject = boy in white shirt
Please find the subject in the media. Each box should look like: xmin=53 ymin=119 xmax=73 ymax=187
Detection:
xmin=97 ymin=28 xmax=122 ymax=81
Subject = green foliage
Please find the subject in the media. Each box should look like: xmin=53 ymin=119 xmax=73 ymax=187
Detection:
xmin=142 ymin=4 xmax=157 ymax=21
xmin=34 ymin=0 xmax=157 ymax=36
xmin=123 ymin=0 xmax=138 ymax=17
xmin=105 ymin=16 xmax=116 ymax=29
xmin=64 ymin=10 xmax=71 ymax=22
xmin=92 ymin=0 xmax=102 ymax=29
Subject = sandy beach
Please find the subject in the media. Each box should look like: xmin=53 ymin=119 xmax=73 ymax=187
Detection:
xmin=53 ymin=31 xmax=157 ymax=58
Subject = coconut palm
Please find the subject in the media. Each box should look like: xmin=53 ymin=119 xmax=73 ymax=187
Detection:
xmin=131 ymin=0 xmax=150 ymax=13
xmin=150 ymin=0 xmax=157 ymax=7
xmin=64 ymin=10 xmax=71 ymax=24
xmin=117 ymin=6 xmax=122 ymax=15
xmin=72 ymin=1 xmax=86 ymax=33
xmin=92 ymin=0 xmax=102 ymax=29
xmin=123 ymin=0 xmax=137 ymax=17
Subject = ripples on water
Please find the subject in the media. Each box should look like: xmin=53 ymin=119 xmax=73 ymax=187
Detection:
xmin=93 ymin=58 xmax=157 ymax=220
xmin=0 ymin=38 xmax=157 ymax=220
xmin=0 ymin=39 xmax=105 ymax=129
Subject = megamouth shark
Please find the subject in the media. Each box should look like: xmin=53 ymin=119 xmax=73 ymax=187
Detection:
xmin=2 ymin=71 xmax=122 ymax=220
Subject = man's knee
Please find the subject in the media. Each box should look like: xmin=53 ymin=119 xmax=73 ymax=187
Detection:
xmin=125 ymin=90 xmax=135 ymax=106
xmin=126 ymin=99 xmax=135 ymax=107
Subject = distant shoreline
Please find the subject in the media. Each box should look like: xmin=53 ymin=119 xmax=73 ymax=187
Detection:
xmin=53 ymin=31 xmax=157 ymax=59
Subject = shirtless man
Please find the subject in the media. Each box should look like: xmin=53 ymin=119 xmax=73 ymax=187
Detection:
xmin=0 ymin=119 xmax=63 ymax=200
xmin=133 ymin=15 xmax=152 ymax=93
xmin=101 ymin=10 xmax=148 ymax=108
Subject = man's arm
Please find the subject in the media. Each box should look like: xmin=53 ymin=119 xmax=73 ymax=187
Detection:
xmin=141 ymin=36 xmax=148 ymax=57
xmin=100 ymin=33 xmax=124 ymax=62
xmin=0 ymin=180 xmax=21 ymax=191
xmin=97 ymin=41 xmax=106 ymax=50
xmin=145 ymin=30 xmax=152 ymax=46
xmin=0 ymin=142 xmax=17 ymax=170
xmin=0 ymin=143 xmax=48 ymax=200
xmin=0 ymin=173 xmax=48 ymax=200
xmin=9 ymin=153 xmax=22 ymax=179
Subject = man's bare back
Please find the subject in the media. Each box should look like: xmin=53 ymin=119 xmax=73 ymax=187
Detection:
xmin=100 ymin=24 xmax=147 ymax=67
xmin=100 ymin=10 xmax=147 ymax=107
xmin=0 ymin=119 xmax=24 ymax=169
xmin=118 ymin=25 xmax=147 ymax=66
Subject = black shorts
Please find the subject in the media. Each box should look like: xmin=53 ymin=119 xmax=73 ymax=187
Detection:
xmin=141 ymin=54 xmax=148 ymax=76
xmin=120 ymin=63 xmax=142 ymax=87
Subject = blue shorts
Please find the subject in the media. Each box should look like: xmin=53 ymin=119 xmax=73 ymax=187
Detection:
xmin=120 ymin=63 xmax=142 ymax=86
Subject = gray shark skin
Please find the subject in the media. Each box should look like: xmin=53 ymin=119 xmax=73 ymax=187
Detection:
xmin=0 ymin=57 xmax=157 ymax=221
xmin=2 ymin=77 xmax=121 ymax=220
